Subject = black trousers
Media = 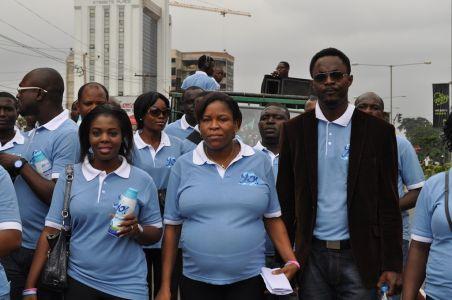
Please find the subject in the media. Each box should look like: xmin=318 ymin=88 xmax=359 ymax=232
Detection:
xmin=0 ymin=247 xmax=62 ymax=300
xmin=65 ymin=276 xmax=127 ymax=300
xmin=144 ymin=248 xmax=182 ymax=300
xmin=180 ymin=275 xmax=265 ymax=300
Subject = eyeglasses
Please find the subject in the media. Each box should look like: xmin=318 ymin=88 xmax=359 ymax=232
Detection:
xmin=17 ymin=87 xmax=48 ymax=94
xmin=147 ymin=107 xmax=171 ymax=118
xmin=313 ymin=71 xmax=349 ymax=83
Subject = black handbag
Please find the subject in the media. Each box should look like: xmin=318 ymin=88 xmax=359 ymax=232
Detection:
xmin=41 ymin=164 xmax=74 ymax=291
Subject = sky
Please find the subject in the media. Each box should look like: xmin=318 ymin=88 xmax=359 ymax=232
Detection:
xmin=0 ymin=0 xmax=450 ymax=121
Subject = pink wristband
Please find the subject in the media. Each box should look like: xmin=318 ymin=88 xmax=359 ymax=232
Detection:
xmin=285 ymin=260 xmax=300 ymax=269
xmin=22 ymin=288 xmax=37 ymax=296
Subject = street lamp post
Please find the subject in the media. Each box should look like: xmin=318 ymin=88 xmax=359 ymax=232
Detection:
xmin=352 ymin=61 xmax=431 ymax=123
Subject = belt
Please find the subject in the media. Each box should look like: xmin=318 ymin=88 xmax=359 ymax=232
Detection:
xmin=312 ymin=237 xmax=351 ymax=250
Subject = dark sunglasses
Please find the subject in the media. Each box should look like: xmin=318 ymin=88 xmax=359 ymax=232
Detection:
xmin=313 ymin=71 xmax=349 ymax=83
xmin=147 ymin=106 xmax=171 ymax=117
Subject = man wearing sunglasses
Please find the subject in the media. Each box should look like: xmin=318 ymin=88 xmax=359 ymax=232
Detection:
xmin=0 ymin=68 xmax=78 ymax=299
xmin=277 ymin=48 xmax=402 ymax=300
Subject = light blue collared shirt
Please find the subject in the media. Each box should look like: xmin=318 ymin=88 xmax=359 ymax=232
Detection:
xmin=181 ymin=71 xmax=220 ymax=91
xmin=165 ymin=115 xmax=195 ymax=140
xmin=14 ymin=110 xmax=79 ymax=249
xmin=46 ymin=157 xmax=162 ymax=299
xmin=396 ymin=136 xmax=425 ymax=241
xmin=411 ymin=170 xmax=452 ymax=300
xmin=0 ymin=166 xmax=22 ymax=297
xmin=0 ymin=128 xmax=27 ymax=156
xmin=314 ymin=103 xmax=354 ymax=241
xmin=164 ymin=141 xmax=281 ymax=285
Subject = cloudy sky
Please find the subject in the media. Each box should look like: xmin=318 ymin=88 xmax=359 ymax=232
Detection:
xmin=0 ymin=0 xmax=450 ymax=121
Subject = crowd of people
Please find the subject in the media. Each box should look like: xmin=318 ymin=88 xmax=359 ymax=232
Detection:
xmin=0 ymin=47 xmax=450 ymax=300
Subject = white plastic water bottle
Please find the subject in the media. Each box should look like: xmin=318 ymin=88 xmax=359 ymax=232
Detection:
xmin=108 ymin=188 xmax=138 ymax=237
xmin=381 ymin=283 xmax=391 ymax=300
xmin=31 ymin=150 xmax=52 ymax=179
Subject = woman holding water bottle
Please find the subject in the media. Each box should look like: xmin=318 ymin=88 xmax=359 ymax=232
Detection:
xmin=156 ymin=93 xmax=298 ymax=300
xmin=403 ymin=113 xmax=452 ymax=300
xmin=132 ymin=92 xmax=183 ymax=300
xmin=23 ymin=105 xmax=163 ymax=300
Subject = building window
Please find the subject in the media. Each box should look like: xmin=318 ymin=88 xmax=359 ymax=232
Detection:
xmin=117 ymin=6 xmax=125 ymax=95
xmin=88 ymin=6 xmax=96 ymax=82
xmin=171 ymin=58 xmax=176 ymax=63
xmin=171 ymin=67 xmax=176 ymax=75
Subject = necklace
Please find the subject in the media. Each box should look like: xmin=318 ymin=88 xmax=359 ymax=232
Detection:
xmin=204 ymin=142 xmax=237 ymax=169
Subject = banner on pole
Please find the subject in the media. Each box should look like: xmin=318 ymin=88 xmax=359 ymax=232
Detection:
xmin=433 ymin=83 xmax=450 ymax=128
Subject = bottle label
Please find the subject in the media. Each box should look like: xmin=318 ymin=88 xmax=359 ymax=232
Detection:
xmin=108 ymin=194 xmax=137 ymax=237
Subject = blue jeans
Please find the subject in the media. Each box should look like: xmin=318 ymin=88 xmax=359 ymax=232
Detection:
xmin=298 ymin=242 xmax=375 ymax=300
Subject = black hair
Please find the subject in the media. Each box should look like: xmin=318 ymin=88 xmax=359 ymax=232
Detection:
xmin=263 ymin=102 xmax=290 ymax=119
xmin=196 ymin=92 xmax=242 ymax=126
xmin=309 ymin=47 xmax=351 ymax=76
xmin=79 ymin=104 xmax=133 ymax=163
xmin=0 ymin=92 xmax=17 ymax=103
xmin=279 ymin=61 xmax=290 ymax=69
xmin=355 ymin=92 xmax=384 ymax=110
xmin=77 ymin=82 xmax=109 ymax=101
xmin=444 ymin=114 xmax=452 ymax=152
xmin=198 ymin=55 xmax=215 ymax=70
xmin=182 ymin=86 xmax=204 ymax=103
xmin=133 ymin=91 xmax=170 ymax=130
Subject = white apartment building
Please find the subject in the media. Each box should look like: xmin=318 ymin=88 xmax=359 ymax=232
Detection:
xmin=73 ymin=0 xmax=171 ymax=106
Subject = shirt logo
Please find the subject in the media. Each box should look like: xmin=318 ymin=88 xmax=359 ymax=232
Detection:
xmin=165 ymin=156 xmax=176 ymax=167
xmin=239 ymin=172 xmax=263 ymax=186
xmin=341 ymin=144 xmax=350 ymax=160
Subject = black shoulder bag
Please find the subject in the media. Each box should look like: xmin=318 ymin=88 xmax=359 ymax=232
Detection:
xmin=445 ymin=170 xmax=452 ymax=232
xmin=41 ymin=164 xmax=74 ymax=291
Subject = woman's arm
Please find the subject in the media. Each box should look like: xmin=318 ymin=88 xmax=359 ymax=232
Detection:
xmin=23 ymin=227 xmax=59 ymax=297
xmin=264 ymin=217 xmax=298 ymax=279
xmin=118 ymin=214 xmax=162 ymax=245
xmin=156 ymin=224 xmax=182 ymax=300
xmin=402 ymin=240 xmax=431 ymax=300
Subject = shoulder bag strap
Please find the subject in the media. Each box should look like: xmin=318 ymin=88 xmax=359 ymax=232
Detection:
xmin=61 ymin=164 xmax=74 ymax=230
xmin=445 ymin=170 xmax=452 ymax=231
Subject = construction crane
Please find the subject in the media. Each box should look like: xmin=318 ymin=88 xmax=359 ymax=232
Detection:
xmin=169 ymin=1 xmax=251 ymax=17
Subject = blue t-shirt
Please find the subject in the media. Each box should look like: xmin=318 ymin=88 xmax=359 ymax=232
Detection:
xmin=314 ymin=104 xmax=354 ymax=240
xmin=396 ymin=136 xmax=425 ymax=241
xmin=254 ymin=141 xmax=279 ymax=256
xmin=181 ymin=71 xmax=220 ymax=91
xmin=0 ymin=166 xmax=22 ymax=297
xmin=45 ymin=158 xmax=162 ymax=299
xmin=132 ymin=131 xmax=182 ymax=248
xmin=181 ymin=138 xmax=197 ymax=155
xmin=0 ymin=128 xmax=27 ymax=157
xmin=164 ymin=141 xmax=281 ymax=285
xmin=14 ymin=112 xmax=78 ymax=249
xmin=411 ymin=171 xmax=452 ymax=300
xmin=14 ymin=113 xmax=78 ymax=249
xmin=165 ymin=116 xmax=196 ymax=140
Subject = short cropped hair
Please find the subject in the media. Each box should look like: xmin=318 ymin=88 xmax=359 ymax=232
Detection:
xmin=309 ymin=47 xmax=351 ymax=76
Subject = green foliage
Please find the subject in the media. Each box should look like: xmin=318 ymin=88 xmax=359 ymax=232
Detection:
xmin=398 ymin=117 xmax=446 ymax=163
xmin=422 ymin=163 xmax=450 ymax=179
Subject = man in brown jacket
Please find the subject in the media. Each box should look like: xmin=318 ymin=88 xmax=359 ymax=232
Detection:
xmin=277 ymin=48 xmax=402 ymax=299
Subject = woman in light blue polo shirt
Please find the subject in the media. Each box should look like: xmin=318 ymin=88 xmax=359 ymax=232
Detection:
xmin=403 ymin=114 xmax=452 ymax=300
xmin=156 ymin=92 xmax=299 ymax=300
xmin=133 ymin=92 xmax=183 ymax=300
xmin=24 ymin=105 xmax=162 ymax=300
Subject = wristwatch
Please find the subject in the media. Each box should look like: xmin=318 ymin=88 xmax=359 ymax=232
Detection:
xmin=13 ymin=158 xmax=28 ymax=173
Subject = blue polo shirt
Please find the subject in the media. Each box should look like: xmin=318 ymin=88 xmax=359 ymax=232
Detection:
xmin=45 ymin=157 xmax=162 ymax=299
xmin=132 ymin=131 xmax=183 ymax=248
xmin=397 ymin=136 xmax=425 ymax=241
xmin=165 ymin=115 xmax=195 ymax=140
xmin=0 ymin=166 xmax=22 ymax=297
xmin=14 ymin=110 xmax=78 ymax=249
xmin=254 ymin=141 xmax=279 ymax=256
xmin=164 ymin=141 xmax=281 ymax=285
xmin=0 ymin=128 xmax=27 ymax=157
xmin=314 ymin=103 xmax=354 ymax=241
xmin=181 ymin=71 xmax=220 ymax=91
xmin=411 ymin=171 xmax=452 ymax=300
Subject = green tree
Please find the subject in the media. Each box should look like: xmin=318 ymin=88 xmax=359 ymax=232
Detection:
xmin=398 ymin=117 xmax=446 ymax=163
